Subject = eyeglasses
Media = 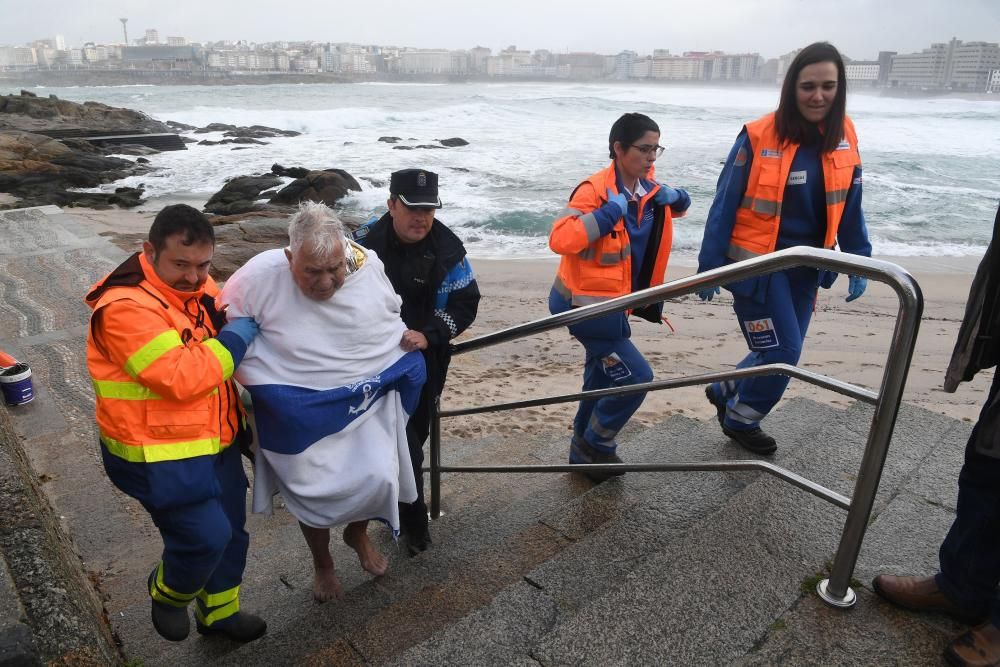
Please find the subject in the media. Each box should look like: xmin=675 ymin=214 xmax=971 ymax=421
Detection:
xmin=631 ymin=144 xmax=665 ymax=158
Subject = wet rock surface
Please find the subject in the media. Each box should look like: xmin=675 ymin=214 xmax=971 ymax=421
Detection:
xmin=0 ymin=91 xmax=169 ymax=134
xmin=0 ymin=130 xmax=149 ymax=210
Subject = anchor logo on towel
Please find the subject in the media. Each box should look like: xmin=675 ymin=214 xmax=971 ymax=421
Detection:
xmin=348 ymin=383 xmax=382 ymax=415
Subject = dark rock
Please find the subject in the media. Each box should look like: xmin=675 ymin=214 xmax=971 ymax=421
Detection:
xmin=271 ymin=163 xmax=310 ymax=179
xmin=378 ymin=136 xmax=401 ymax=143
xmin=269 ymin=169 xmax=361 ymax=207
xmin=438 ymin=137 xmax=470 ymax=147
xmin=231 ymin=147 xmax=253 ymax=151
xmin=211 ymin=217 xmax=291 ymax=280
xmin=343 ymin=141 xmax=354 ymax=145
xmin=415 ymin=144 xmax=447 ymax=150
xmin=223 ymin=125 xmax=300 ymax=139
xmin=112 ymin=144 xmax=160 ymax=156
xmin=180 ymin=137 xmax=197 ymax=144
xmin=0 ymin=94 xmax=169 ymax=133
xmin=392 ymin=145 xmax=415 ymax=150
xmin=197 ymin=137 xmax=268 ymax=146
xmin=193 ymin=123 xmax=237 ymax=134
xmin=203 ymin=174 xmax=284 ymax=215
xmin=19 ymin=90 xmax=36 ymax=97
xmin=136 ymin=157 xmax=150 ymax=164
xmin=166 ymin=120 xmax=197 ymax=131
xmin=450 ymin=167 xmax=471 ymax=173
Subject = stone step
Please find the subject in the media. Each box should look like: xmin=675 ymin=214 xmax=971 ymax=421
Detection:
xmin=387 ymin=398 xmax=853 ymax=665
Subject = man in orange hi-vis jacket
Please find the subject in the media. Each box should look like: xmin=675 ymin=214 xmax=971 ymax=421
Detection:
xmin=85 ymin=204 xmax=265 ymax=644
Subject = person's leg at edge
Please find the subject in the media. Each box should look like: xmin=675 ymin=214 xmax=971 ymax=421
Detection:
xmin=399 ymin=382 xmax=432 ymax=552
xmin=723 ymin=271 xmax=807 ymax=433
xmin=298 ymin=523 xmax=342 ymax=602
xmin=576 ymin=335 xmax=653 ymax=455
xmin=343 ymin=520 xmax=388 ymax=576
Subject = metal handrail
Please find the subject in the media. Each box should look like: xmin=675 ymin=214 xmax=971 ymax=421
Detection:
xmin=429 ymin=246 xmax=923 ymax=608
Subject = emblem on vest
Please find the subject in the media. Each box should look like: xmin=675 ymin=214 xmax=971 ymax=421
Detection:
xmin=836 ymin=140 xmax=851 ymax=151
xmin=787 ymin=171 xmax=807 ymax=186
xmin=760 ymin=149 xmax=782 ymax=158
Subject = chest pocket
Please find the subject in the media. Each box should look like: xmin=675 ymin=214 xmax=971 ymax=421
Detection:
xmin=831 ymin=149 xmax=861 ymax=170
xmin=595 ymin=220 xmax=629 ymax=266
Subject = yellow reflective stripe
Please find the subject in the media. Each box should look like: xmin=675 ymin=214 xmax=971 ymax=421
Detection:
xmin=197 ymin=585 xmax=239 ymax=608
xmin=196 ymin=599 xmax=240 ymax=626
xmin=100 ymin=434 xmax=223 ymax=463
xmin=203 ymin=338 xmax=234 ymax=381
xmin=125 ymin=330 xmax=183 ymax=378
xmin=153 ymin=562 xmax=197 ymax=604
xmin=92 ymin=379 xmax=161 ymax=401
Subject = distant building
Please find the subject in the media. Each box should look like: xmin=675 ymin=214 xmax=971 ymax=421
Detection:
xmin=556 ymin=52 xmax=605 ymax=79
xmin=487 ymin=47 xmax=532 ymax=76
xmin=650 ymin=54 xmax=705 ymax=80
xmin=845 ymin=61 xmax=880 ymax=86
xmin=889 ymin=38 xmax=1000 ymax=90
xmin=0 ymin=46 xmax=37 ymax=69
xmin=123 ymin=45 xmax=200 ymax=70
xmin=776 ymin=49 xmax=800 ymax=84
xmin=54 ymin=35 xmax=65 ymax=50
xmin=877 ymin=51 xmax=896 ymax=86
xmin=988 ymin=69 xmax=1000 ymax=93
xmin=144 ymin=29 xmax=160 ymax=45
xmin=706 ymin=53 xmax=762 ymax=81
xmin=614 ymin=51 xmax=636 ymax=80
xmin=469 ymin=46 xmax=490 ymax=73
xmin=393 ymin=49 xmax=453 ymax=74
xmin=167 ymin=36 xmax=187 ymax=47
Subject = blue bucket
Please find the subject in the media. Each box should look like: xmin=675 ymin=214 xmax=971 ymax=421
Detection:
xmin=0 ymin=362 xmax=34 ymax=406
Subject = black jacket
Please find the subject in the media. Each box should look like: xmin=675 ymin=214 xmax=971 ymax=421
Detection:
xmin=356 ymin=213 xmax=480 ymax=389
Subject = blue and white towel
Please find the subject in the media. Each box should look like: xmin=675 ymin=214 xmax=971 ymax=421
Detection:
xmin=219 ymin=246 xmax=425 ymax=532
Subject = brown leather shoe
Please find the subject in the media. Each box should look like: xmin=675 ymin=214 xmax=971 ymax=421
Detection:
xmin=945 ymin=623 xmax=1000 ymax=666
xmin=872 ymin=574 xmax=985 ymax=625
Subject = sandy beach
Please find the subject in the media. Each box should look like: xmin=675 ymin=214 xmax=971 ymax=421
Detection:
xmin=71 ymin=204 xmax=992 ymax=453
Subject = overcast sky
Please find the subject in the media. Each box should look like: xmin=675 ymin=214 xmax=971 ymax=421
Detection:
xmin=1 ymin=0 xmax=998 ymax=60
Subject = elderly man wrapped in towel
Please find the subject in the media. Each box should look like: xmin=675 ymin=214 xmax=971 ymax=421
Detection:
xmin=219 ymin=202 xmax=425 ymax=602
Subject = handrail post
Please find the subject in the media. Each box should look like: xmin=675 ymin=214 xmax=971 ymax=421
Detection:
xmin=430 ymin=395 xmax=442 ymax=519
xmin=818 ymin=273 xmax=923 ymax=608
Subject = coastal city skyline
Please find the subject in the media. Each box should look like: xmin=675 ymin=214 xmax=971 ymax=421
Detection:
xmin=2 ymin=0 xmax=999 ymax=61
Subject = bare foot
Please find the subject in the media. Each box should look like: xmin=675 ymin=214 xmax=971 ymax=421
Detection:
xmin=312 ymin=566 xmax=343 ymax=603
xmin=342 ymin=522 xmax=388 ymax=576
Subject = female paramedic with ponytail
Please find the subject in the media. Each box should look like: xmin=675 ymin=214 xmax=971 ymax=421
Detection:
xmin=548 ymin=112 xmax=691 ymax=482
xmin=698 ymin=42 xmax=872 ymax=455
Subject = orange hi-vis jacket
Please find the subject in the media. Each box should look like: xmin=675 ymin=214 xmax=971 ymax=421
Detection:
xmin=728 ymin=112 xmax=861 ymax=261
xmin=85 ymin=252 xmax=242 ymax=463
xmin=549 ymin=162 xmax=677 ymax=313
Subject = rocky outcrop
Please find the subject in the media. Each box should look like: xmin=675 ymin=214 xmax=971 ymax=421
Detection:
xmin=203 ymin=174 xmax=285 ymax=215
xmin=271 ymin=163 xmax=310 ymax=179
xmin=197 ymin=137 xmax=268 ymax=146
xmin=210 ymin=218 xmax=290 ymax=280
xmin=0 ymin=130 xmax=149 ymax=209
xmin=192 ymin=123 xmax=300 ymax=138
xmin=0 ymin=91 xmax=169 ymax=133
xmin=438 ymin=137 xmax=470 ymax=147
xmin=269 ymin=169 xmax=362 ymax=207
xmin=378 ymin=136 xmax=401 ymax=143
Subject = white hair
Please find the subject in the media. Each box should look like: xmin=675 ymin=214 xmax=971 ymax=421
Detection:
xmin=287 ymin=201 xmax=346 ymax=258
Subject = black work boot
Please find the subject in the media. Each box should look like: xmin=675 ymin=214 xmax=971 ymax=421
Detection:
xmin=722 ymin=424 xmax=777 ymax=455
xmin=196 ymin=612 xmax=267 ymax=643
xmin=569 ymin=435 xmax=625 ymax=483
xmin=705 ymin=386 xmax=726 ymax=426
xmin=400 ymin=500 xmax=432 ymax=557
xmin=148 ymin=567 xmax=190 ymax=642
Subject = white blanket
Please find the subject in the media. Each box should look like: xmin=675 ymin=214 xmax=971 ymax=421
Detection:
xmin=219 ymin=247 xmax=423 ymax=532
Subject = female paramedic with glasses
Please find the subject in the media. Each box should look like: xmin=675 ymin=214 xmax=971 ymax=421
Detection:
xmin=698 ymin=42 xmax=872 ymax=455
xmin=548 ymin=112 xmax=691 ymax=482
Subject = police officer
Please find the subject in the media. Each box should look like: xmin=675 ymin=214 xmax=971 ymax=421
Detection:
xmin=354 ymin=169 xmax=480 ymax=554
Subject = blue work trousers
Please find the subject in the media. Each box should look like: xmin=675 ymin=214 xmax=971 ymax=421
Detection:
xmin=572 ymin=325 xmax=654 ymax=454
xmin=711 ymin=268 xmax=817 ymax=431
xmin=102 ymin=442 xmax=249 ymax=626
xmin=937 ymin=372 xmax=1000 ymax=627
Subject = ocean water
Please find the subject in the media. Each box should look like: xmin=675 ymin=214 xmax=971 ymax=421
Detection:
xmin=16 ymin=81 xmax=1000 ymax=259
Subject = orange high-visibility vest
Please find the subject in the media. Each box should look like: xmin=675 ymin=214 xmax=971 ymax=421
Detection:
xmin=549 ymin=161 xmax=675 ymax=307
xmin=728 ymin=112 xmax=861 ymax=261
xmin=85 ymin=253 xmax=241 ymax=463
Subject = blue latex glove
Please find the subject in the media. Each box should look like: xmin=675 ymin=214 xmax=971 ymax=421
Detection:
xmin=219 ymin=317 xmax=259 ymax=347
xmin=846 ymin=275 xmax=867 ymax=303
xmin=653 ymin=183 xmax=680 ymax=206
xmin=697 ymin=286 xmax=720 ymax=302
xmin=605 ymin=188 xmax=628 ymax=219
